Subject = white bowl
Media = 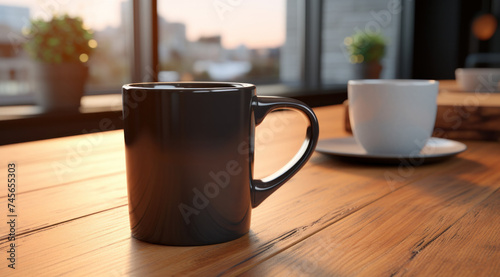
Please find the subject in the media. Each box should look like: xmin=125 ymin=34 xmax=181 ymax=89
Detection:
xmin=455 ymin=68 xmax=500 ymax=92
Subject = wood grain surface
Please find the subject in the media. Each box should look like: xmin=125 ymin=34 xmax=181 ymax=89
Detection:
xmin=0 ymin=104 xmax=498 ymax=276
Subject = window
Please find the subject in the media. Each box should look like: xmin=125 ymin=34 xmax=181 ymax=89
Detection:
xmin=0 ymin=0 xmax=412 ymax=145
xmin=0 ymin=0 xmax=132 ymax=105
xmin=157 ymin=0 xmax=289 ymax=85
xmin=0 ymin=0 xmax=407 ymax=108
xmin=321 ymin=0 xmax=401 ymax=85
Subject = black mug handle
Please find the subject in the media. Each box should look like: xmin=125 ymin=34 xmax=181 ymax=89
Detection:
xmin=251 ymin=96 xmax=320 ymax=207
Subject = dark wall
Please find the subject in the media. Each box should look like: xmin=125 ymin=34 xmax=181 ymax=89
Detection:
xmin=412 ymin=0 xmax=495 ymax=79
xmin=412 ymin=0 xmax=461 ymax=79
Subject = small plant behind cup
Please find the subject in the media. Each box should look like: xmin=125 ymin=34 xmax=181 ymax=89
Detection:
xmin=24 ymin=14 xmax=96 ymax=112
xmin=345 ymin=31 xmax=386 ymax=79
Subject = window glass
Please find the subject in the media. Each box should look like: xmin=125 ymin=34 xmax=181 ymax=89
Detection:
xmin=280 ymin=0 xmax=305 ymax=86
xmin=0 ymin=0 xmax=131 ymax=102
xmin=157 ymin=0 xmax=291 ymax=85
xmin=321 ymin=0 xmax=401 ymax=85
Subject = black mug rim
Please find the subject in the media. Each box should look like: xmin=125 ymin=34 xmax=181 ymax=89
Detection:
xmin=123 ymin=81 xmax=255 ymax=92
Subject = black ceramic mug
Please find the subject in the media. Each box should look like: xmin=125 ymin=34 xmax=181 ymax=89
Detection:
xmin=122 ymin=82 xmax=319 ymax=245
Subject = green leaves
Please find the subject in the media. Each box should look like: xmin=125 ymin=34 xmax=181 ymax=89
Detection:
xmin=47 ymin=37 xmax=60 ymax=46
xmin=345 ymin=32 xmax=386 ymax=64
xmin=23 ymin=14 xmax=95 ymax=64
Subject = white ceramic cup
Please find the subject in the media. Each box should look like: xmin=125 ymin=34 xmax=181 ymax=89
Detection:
xmin=348 ymin=79 xmax=439 ymax=156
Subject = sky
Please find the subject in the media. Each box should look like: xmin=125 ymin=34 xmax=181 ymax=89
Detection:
xmin=0 ymin=0 xmax=285 ymax=49
xmin=0 ymin=0 xmax=124 ymax=29
xmin=158 ymin=0 xmax=285 ymax=49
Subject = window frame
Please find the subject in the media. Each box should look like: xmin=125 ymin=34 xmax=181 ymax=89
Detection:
xmin=0 ymin=0 xmax=414 ymax=106
xmin=0 ymin=0 xmax=415 ymax=145
xmin=123 ymin=0 xmax=413 ymax=91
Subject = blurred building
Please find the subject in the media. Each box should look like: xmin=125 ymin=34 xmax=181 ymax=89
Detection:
xmin=188 ymin=35 xmax=224 ymax=61
xmin=158 ymin=17 xmax=187 ymax=64
xmin=190 ymin=36 xmax=251 ymax=80
xmin=0 ymin=4 xmax=31 ymax=96
xmin=225 ymin=44 xmax=251 ymax=61
xmin=0 ymin=5 xmax=30 ymax=34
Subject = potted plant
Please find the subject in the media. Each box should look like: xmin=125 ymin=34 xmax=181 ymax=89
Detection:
xmin=345 ymin=31 xmax=386 ymax=79
xmin=24 ymin=14 xmax=95 ymax=112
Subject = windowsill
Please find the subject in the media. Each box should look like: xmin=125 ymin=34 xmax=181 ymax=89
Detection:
xmin=0 ymin=94 xmax=123 ymax=121
xmin=0 ymin=85 xmax=347 ymax=145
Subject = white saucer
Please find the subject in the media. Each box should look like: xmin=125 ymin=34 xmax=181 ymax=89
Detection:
xmin=315 ymin=137 xmax=467 ymax=164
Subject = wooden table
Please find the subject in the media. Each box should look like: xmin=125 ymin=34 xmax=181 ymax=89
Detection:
xmin=1 ymin=105 xmax=499 ymax=276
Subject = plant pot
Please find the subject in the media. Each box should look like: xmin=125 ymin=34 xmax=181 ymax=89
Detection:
xmin=31 ymin=62 xmax=88 ymax=112
xmin=353 ymin=61 xmax=383 ymax=79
